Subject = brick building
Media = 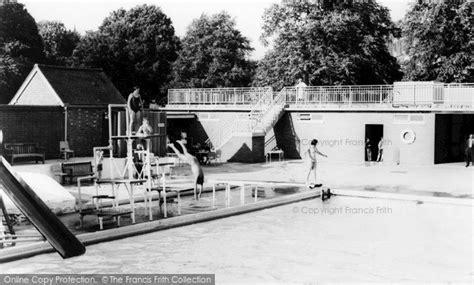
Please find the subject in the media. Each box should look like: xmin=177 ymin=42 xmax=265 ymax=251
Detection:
xmin=5 ymin=64 xmax=126 ymax=158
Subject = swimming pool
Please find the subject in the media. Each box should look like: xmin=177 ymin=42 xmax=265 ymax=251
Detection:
xmin=2 ymin=195 xmax=472 ymax=283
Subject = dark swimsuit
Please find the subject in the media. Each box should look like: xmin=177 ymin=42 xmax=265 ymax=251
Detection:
xmin=129 ymin=96 xmax=142 ymax=113
xmin=196 ymin=169 xmax=204 ymax=185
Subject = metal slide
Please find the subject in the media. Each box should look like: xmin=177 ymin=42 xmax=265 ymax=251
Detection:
xmin=0 ymin=157 xmax=85 ymax=258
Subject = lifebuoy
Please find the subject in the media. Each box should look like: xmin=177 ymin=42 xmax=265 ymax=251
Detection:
xmin=401 ymin=129 xmax=416 ymax=144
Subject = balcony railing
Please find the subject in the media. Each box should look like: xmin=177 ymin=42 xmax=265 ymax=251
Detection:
xmin=168 ymin=87 xmax=273 ymax=105
xmin=167 ymin=83 xmax=474 ymax=110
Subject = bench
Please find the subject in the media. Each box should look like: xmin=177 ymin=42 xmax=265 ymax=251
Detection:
xmin=61 ymin=161 xmax=94 ymax=185
xmin=4 ymin=143 xmax=45 ymax=166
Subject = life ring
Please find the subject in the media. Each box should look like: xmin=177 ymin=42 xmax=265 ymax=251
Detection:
xmin=401 ymin=129 xmax=416 ymax=144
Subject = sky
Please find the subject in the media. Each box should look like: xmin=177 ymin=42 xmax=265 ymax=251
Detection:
xmin=20 ymin=0 xmax=412 ymax=59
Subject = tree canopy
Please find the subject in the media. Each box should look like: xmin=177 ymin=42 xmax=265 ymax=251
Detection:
xmin=73 ymin=4 xmax=180 ymax=103
xmin=253 ymin=0 xmax=402 ymax=89
xmin=0 ymin=3 xmax=44 ymax=103
xmin=38 ymin=21 xmax=80 ymax=66
xmin=401 ymin=1 xmax=473 ymax=82
xmin=171 ymin=12 xmax=254 ymax=88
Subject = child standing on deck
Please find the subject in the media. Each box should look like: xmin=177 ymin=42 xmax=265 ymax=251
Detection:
xmin=95 ymin=150 xmax=104 ymax=180
xmin=306 ymin=139 xmax=328 ymax=188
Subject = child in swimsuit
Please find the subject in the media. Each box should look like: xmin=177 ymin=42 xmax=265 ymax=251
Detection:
xmin=306 ymin=139 xmax=327 ymax=188
xmin=168 ymin=140 xmax=205 ymax=200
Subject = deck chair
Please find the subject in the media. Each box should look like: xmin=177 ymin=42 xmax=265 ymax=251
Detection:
xmin=59 ymin=141 xmax=75 ymax=160
xmin=207 ymin=151 xmax=217 ymax=165
xmin=215 ymin=149 xmax=222 ymax=164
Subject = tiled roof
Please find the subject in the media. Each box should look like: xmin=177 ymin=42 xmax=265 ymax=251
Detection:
xmin=38 ymin=64 xmax=126 ymax=105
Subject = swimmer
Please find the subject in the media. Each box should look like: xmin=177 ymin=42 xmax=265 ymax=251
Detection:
xmin=168 ymin=140 xmax=204 ymax=200
xmin=127 ymin=86 xmax=143 ymax=135
xmin=306 ymin=139 xmax=327 ymax=189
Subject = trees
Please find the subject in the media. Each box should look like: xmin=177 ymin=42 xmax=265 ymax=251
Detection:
xmin=0 ymin=3 xmax=44 ymax=103
xmin=254 ymin=0 xmax=402 ymax=89
xmin=402 ymin=2 xmax=473 ymax=82
xmin=73 ymin=4 xmax=180 ymax=103
xmin=38 ymin=21 xmax=80 ymax=66
xmin=171 ymin=12 xmax=254 ymax=88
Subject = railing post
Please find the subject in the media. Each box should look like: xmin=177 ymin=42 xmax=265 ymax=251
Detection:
xmin=234 ymin=88 xmax=237 ymax=105
xmin=349 ymin=86 xmax=352 ymax=106
xmin=380 ymin=86 xmax=382 ymax=104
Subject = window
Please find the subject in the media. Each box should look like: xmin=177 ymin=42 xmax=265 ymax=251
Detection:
xmin=297 ymin=113 xmax=323 ymax=123
xmin=393 ymin=114 xmax=424 ymax=125
xmin=298 ymin=113 xmax=312 ymax=121
xmin=198 ymin=113 xmax=218 ymax=121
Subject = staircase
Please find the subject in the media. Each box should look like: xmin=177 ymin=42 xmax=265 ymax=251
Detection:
xmin=204 ymin=88 xmax=287 ymax=161
xmin=249 ymin=88 xmax=287 ymax=133
xmin=208 ymin=88 xmax=275 ymax=150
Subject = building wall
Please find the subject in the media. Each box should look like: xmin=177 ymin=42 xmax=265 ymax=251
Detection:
xmin=167 ymin=109 xmax=437 ymax=165
xmin=67 ymin=107 xmax=109 ymax=157
xmin=0 ymin=106 xmax=64 ymax=158
xmin=170 ymin=111 xmax=264 ymax=162
xmin=12 ymin=71 xmax=62 ymax=106
xmin=283 ymin=111 xmax=435 ymax=165
xmin=193 ymin=111 xmax=251 ymax=148
xmin=0 ymin=106 xmax=109 ymax=159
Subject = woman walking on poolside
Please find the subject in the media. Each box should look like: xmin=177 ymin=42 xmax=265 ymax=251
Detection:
xmin=306 ymin=139 xmax=328 ymax=188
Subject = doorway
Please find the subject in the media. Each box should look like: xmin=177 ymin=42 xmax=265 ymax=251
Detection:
xmin=365 ymin=124 xmax=384 ymax=162
xmin=435 ymin=114 xmax=474 ymax=164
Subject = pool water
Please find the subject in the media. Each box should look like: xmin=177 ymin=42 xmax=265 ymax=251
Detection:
xmin=2 ymin=196 xmax=472 ymax=283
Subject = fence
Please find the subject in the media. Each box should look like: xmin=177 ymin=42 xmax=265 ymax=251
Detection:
xmin=167 ymin=83 xmax=473 ymax=109
xmin=168 ymin=87 xmax=273 ymax=105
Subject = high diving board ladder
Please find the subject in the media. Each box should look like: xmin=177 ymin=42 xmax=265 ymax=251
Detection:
xmin=0 ymin=157 xmax=85 ymax=259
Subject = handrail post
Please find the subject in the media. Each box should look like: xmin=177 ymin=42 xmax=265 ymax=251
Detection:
xmin=349 ymin=86 xmax=352 ymax=106
xmin=379 ymin=86 xmax=383 ymax=105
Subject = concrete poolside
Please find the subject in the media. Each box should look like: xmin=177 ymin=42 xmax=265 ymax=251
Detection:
xmin=9 ymin=157 xmax=474 ymax=204
xmin=2 ymin=157 xmax=472 ymax=228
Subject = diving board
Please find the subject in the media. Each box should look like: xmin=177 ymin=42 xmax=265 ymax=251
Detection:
xmin=0 ymin=157 xmax=85 ymax=259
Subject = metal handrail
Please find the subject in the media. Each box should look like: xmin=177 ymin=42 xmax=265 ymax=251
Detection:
xmin=167 ymin=83 xmax=473 ymax=109
xmin=249 ymin=88 xmax=287 ymax=132
xmin=168 ymin=87 xmax=273 ymax=105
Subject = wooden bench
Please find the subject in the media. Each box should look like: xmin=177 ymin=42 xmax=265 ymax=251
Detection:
xmin=4 ymin=143 xmax=45 ymax=166
xmin=61 ymin=161 xmax=94 ymax=185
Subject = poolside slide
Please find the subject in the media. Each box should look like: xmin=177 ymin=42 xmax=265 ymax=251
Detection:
xmin=0 ymin=157 xmax=85 ymax=258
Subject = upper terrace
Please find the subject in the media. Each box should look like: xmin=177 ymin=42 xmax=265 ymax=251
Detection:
xmin=166 ymin=82 xmax=474 ymax=111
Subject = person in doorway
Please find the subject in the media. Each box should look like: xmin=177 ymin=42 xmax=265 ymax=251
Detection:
xmin=365 ymin=138 xmax=372 ymax=163
xmin=377 ymin=137 xmax=384 ymax=162
xmin=465 ymin=134 xmax=473 ymax=167
xmin=168 ymin=140 xmax=204 ymax=200
xmin=306 ymin=139 xmax=328 ymax=189
xmin=127 ymin=86 xmax=143 ymax=135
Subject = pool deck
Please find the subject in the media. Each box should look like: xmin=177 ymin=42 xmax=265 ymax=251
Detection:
xmin=10 ymin=157 xmax=474 ymax=205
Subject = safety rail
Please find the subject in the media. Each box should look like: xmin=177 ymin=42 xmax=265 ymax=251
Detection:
xmin=285 ymin=83 xmax=474 ymax=109
xmin=168 ymin=87 xmax=273 ymax=105
xmin=167 ymin=83 xmax=473 ymax=110
xmin=286 ymin=85 xmax=393 ymax=105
